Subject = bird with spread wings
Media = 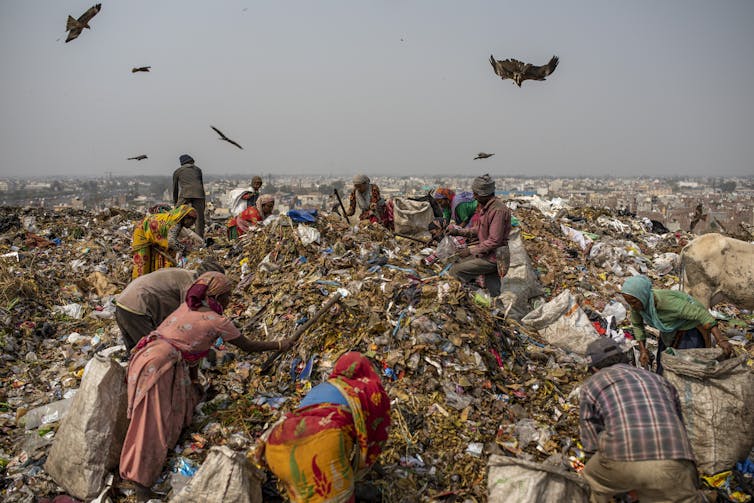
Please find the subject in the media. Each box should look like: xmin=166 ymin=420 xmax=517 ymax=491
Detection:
xmin=474 ymin=152 xmax=495 ymax=160
xmin=132 ymin=66 xmax=151 ymax=73
xmin=65 ymin=4 xmax=101 ymax=43
xmin=127 ymin=155 xmax=148 ymax=161
xmin=211 ymin=126 xmax=243 ymax=150
xmin=489 ymin=54 xmax=559 ymax=87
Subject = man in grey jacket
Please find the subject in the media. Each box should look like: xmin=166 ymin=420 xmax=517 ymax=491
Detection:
xmin=173 ymin=154 xmax=206 ymax=237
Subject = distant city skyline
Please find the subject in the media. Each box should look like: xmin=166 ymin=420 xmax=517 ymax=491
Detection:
xmin=1 ymin=1 xmax=753 ymax=178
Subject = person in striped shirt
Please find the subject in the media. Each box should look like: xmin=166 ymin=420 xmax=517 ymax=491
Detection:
xmin=579 ymin=338 xmax=701 ymax=502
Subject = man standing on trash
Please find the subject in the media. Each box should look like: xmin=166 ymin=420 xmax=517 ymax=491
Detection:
xmin=447 ymin=174 xmax=511 ymax=297
xmin=115 ymin=260 xmax=225 ymax=351
xmin=579 ymin=338 xmax=701 ymax=502
xmin=172 ymin=154 xmax=206 ymax=237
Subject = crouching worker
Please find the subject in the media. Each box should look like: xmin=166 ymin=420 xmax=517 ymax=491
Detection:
xmin=114 ymin=260 xmax=225 ymax=351
xmin=447 ymin=174 xmax=511 ymax=297
xmin=257 ymin=352 xmax=390 ymax=502
xmin=119 ymin=272 xmax=296 ymax=500
xmin=579 ymin=338 xmax=701 ymax=503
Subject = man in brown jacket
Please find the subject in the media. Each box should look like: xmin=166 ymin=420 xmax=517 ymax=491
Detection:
xmin=173 ymin=154 xmax=206 ymax=237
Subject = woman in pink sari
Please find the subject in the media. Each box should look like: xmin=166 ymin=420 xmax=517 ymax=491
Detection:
xmin=119 ymin=272 xmax=295 ymax=499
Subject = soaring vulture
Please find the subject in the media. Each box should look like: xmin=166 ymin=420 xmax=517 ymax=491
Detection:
xmin=210 ymin=126 xmax=243 ymax=150
xmin=65 ymin=4 xmax=101 ymax=43
xmin=127 ymin=155 xmax=148 ymax=161
xmin=489 ymin=54 xmax=559 ymax=87
xmin=474 ymin=152 xmax=495 ymax=160
xmin=132 ymin=66 xmax=151 ymax=73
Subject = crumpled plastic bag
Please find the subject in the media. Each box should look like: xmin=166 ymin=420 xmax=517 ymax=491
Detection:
xmin=297 ymin=225 xmax=321 ymax=246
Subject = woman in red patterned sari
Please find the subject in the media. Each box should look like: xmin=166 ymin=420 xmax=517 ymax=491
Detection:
xmin=260 ymin=352 xmax=390 ymax=502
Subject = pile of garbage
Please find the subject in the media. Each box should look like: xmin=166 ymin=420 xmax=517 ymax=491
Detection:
xmin=0 ymin=201 xmax=752 ymax=502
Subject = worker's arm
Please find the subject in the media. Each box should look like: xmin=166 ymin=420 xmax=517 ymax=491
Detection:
xmin=227 ymin=334 xmax=294 ymax=353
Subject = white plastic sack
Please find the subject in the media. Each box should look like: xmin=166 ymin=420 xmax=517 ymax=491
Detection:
xmin=487 ymin=455 xmax=589 ymax=503
xmin=392 ymin=197 xmax=434 ymax=236
xmin=297 ymin=225 xmax=321 ymax=246
xmin=662 ymin=348 xmax=754 ymax=474
xmin=45 ymin=354 xmax=129 ymax=500
xmin=560 ymin=224 xmax=593 ymax=251
xmin=498 ymin=228 xmax=544 ymax=321
xmin=170 ymin=445 xmax=265 ymax=503
xmin=521 ymin=289 xmax=601 ymax=355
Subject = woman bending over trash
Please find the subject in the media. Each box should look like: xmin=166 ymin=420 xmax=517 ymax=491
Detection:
xmin=621 ymin=274 xmax=733 ymax=374
xmin=228 ymin=194 xmax=275 ymax=239
xmin=256 ymin=351 xmax=390 ymax=503
xmin=119 ymin=272 xmax=296 ymax=500
xmin=131 ymin=204 xmax=197 ymax=278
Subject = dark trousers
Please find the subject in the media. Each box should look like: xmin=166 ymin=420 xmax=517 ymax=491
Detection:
xmin=178 ymin=197 xmax=206 ymax=237
xmin=656 ymin=328 xmax=705 ymax=375
xmin=451 ymin=257 xmax=501 ymax=296
xmin=115 ymin=305 xmax=156 ymax=352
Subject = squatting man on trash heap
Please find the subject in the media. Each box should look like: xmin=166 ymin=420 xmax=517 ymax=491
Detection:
xmin=579 ymin=337 xmax=702 ymax=503
xmin=118 ymin=272 xmax=298 ymax=501
xmin=447 ymin=174 xmax=511 ymax=297
xmin=114 ymin=260 xmax=225 ymax=351
xmin=620 ymin=275 xmax=733 ymax=374
xmin=172 ymin=154 xmax=207 ymax=238
xmin=346 ymin=174 xmax=393 ymax=229
xmin=254 ymin=351 xmax=390 ymax=503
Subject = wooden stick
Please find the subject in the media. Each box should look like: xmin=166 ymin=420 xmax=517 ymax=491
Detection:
xmin=260 ymin=292 xmax=343 ymax=374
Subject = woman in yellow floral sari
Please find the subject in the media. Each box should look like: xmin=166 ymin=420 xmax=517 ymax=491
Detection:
xmin=131 ymin=205 xmax=197 ymax=278
xmin=260 ymin=352 xmax=390 ymax=503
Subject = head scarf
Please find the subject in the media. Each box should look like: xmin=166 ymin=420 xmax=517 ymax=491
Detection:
xmin=433 ymin=187 xmax=455 ymax=202
xmin=256 ymin=194 xmax=275 ymax=216
xmin=621 ymin=275 xmax=689 ymax=334
xmin=471 ymin=174 xmax=495 ymax=196
xmin=327 ymin=352 xmax=390 ymax=469
xmin=179 ymin=154 xmax=194 ymax=165
xmin=353 ymin=174 xmax=370 ymax=185
xmin=185 ymin=272 xmax=233 ymax=314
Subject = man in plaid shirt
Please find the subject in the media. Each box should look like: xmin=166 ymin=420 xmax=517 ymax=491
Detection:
xmin=579 ymin=338 xmax=701 ymax=502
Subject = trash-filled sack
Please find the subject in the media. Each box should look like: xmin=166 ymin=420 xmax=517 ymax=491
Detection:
xmin=662 ymin=348 xmax=754 ymax=475
xmin=169 ymin=445 xmax=265 ymax=503
xmin=521 ymin=289 xmax=601 ymax=355
xmin=487 ymin=455 xmax=589 ymax=503
xmin=499 ymin=228 xmax=543 ymax=320
xmin=44 ymin=354 xmax=128 ymax=500
xmin=392 ymin=197 xmax=434 ymax=236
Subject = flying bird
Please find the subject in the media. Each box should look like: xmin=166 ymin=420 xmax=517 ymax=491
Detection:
xmin=127 ymin=155 xmax=148 ymax=161
xmin=489 ymin=54 xmax=559 ymax=87
xmin=210 ymin=126 xmax=243 ymax=150
xmin=132 ymin=66 xmax=151 ymax=73
xmin=474 ymin=152 xmax=495 ymax=160
xmin=65 ymin=4 xmax=101 ymax=43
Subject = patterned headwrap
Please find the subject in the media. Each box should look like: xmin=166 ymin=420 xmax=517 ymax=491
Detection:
xmin=185 ymin=272 xmax=234 ymax=314
xmin=353 ymin=174 xmax=370 ymax=185
xmin=433 ymin=187 xmax=455 ymax=201
xmin=327 ymin=352 xmax=391 ymax=469
xmin=256 ymin=194 xmax=275 ymax=215
xmin=471 ymin=174 xmax=495 ymax=196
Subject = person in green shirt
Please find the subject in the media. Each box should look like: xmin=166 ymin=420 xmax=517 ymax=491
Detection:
xmin=433 ymin=187 xmax=478 ymax=228
xmin=621 ymin=275 xmax=733 ymax=374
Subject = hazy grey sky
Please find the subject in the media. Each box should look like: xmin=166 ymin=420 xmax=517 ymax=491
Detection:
xmin=1 ymin=1 xmax=753 ymax=178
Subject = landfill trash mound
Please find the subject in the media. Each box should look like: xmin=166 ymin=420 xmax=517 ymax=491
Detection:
xmin=1 ymin=203 xmax=752 ymax=502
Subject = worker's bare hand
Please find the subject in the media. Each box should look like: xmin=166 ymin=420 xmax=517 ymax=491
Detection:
xmin=279 ymin=338 xmax=296 ymax=351
xmin=718 ymin=339 xmax=733 ymax=358
xmin=639 ymin=349 xmax=650 ymax=368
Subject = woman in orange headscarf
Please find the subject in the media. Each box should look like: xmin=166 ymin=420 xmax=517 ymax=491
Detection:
xmin=259 ymin=352 xmax=391 ymax=503
xmin=131 ymin=205 xmax=197 ymax=278
xmin=119 ymin=272 xmax=296 ymax=499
